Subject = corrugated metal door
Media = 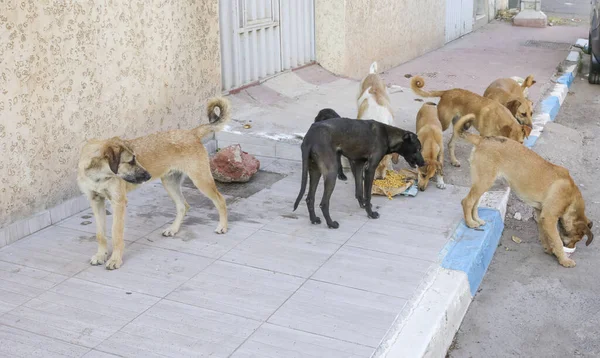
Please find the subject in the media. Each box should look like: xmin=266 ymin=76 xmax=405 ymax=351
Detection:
xmin=219 ymin=0 xmax=315 ymax=92
xmin=445 ymin=0 xmax=474 ymax=43
xmin=280 ymin=1 xmax=315 ymax=71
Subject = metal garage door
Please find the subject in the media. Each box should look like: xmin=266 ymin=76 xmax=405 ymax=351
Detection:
xmin=219 ymin=0 xmax=315 ymax=92
xmin=446 ymin=0 xmax=474 ymax=43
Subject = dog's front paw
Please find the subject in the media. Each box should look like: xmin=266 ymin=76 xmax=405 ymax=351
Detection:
xmin=214 ymin=224 xmax=227 ymax=234
xmin=105 ymin=254 xmax=123 ymax=270
xmin=90 ymin=251 xmax=108 ymax=266
xmin=476 ymin=218 xmax=486 ymax=226
xmin=368 ymin=211 xmax=380 ymax=219
xmin=559 ymin=257 xmax=576 ymax=268
xmin=465 ymin=220 xmax=482 ymax=229
xmin=327 ymin=221 xmax=339 ymax=229
xmin=311 ymin=217 xmax=322 ymax=225
xmin=162 ymin=227 xmax=178 ymax=237
xmin=451 ymin=161 xmax=461 ymax=167
xmin=338 ymin=173 xmax=348 ymax=181
xmin=436 ymin=182 xmax=447 ymax=190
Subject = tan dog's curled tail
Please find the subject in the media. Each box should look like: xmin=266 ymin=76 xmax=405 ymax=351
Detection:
xmin=522 ymin=74 xmax=536 ymax=89
xmin=453 ymin=114 xmax=480 ymax=145
xmin=195 ymin=97 xmax=232 ymax=138
xmin=410 ymin=76 xmax=446 ymax=98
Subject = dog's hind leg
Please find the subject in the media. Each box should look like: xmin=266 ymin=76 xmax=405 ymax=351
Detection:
xmin=448 ymin=130 xmax=461 ymax=167
xmin=351 ymin=159 xmax=366 ymax=208
xmin=363 ymin=162 xmax=380 ymax=219
xmin=461 ymin=162 xmax=495 ymax=228
xmin=161 ymin=171 xmax=190 ymax=237
xmin=320 ymin=171 xmax=339 ymax=228
xmin=307 ymin=160 xmax=322 ymax=224
xmin=336 ymin=152 xmax=347 ymax=181
xmin=186 ymin=160 xmax=228 ymax=234
xmin=90 ymin=195 xmax=108 ymax=266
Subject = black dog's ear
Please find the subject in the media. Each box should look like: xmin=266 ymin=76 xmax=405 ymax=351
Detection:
xmin=104 ymin=146 xmax=121 ymax=174
xmin=402 ymin=132 xmax=416 ymax=142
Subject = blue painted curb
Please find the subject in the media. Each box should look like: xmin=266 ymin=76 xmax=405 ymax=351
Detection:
xmin=441 ymin=208 xmax=504 ymax=296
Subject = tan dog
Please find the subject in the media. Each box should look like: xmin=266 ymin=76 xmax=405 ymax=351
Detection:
xmin=354 ymin=62 xmax=399 ymax=179
xmin=410 ymin=76 xmax=532 ymax=167
xmin=77 ymin=97 xmax=230 ymax=270
xmin=454 ymin=114 xmax=593 ymax=268
xmin=483 ymin=75 xmax=536 ymax=127
xmin=416 ymin=102 xmax=445 ymax=191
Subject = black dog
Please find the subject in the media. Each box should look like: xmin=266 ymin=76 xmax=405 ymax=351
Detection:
xmin=313 ymin=108 xmax=347 ymax=181
xmin=293 ymin=114 xmax=425 ymax=228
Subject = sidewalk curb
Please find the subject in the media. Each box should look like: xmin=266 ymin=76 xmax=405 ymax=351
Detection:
xmin=525 ymin=47 xmax=582 ymax=148
xmin=376 ymin=40 xmax=584 ymax=358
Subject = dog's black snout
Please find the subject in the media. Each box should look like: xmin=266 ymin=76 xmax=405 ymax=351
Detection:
xmin=140 ymin=171 xmax=151 ymax=182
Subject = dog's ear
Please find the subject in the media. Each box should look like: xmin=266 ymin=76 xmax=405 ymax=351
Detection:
xmin=402 ymin=132 xmax=419 ymax=144
xmin=499 ymin=125 xmax=512 ymax=138
xmin=506 ymin=100 xmax=521 ymax=116
xmin=391 ymin=153 xmax=400 ymax=164
xmin=522 ymin=125 xmax=533 ymax=138
xmin=104 ymin=146 xmax=121 ymax=174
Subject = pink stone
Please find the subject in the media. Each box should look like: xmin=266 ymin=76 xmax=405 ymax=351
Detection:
xmin=210 ymin=144 xmax=260 ymax=183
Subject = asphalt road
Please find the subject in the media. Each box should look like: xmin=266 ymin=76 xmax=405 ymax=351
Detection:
xmin=448 ymin=55 xmax=600 ymax=357
xmin=542 ymin=0 xmax=590 ymax=16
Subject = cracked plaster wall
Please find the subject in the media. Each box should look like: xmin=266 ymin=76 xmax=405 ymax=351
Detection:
xmin=0 ymin=0 xmax=221 ymax=227
xmin=315 ymin=0 xmax=446 ymax=79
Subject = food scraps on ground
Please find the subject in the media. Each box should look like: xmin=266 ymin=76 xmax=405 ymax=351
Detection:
xmin=372 ymin=169 xmax=417 ymax=199
xmin=511 ymin=235 xmax=522 ymax=244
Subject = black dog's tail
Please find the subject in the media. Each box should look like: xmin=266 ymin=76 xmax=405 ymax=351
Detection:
xmin=293 ymin=145 xmax=311 ymax=211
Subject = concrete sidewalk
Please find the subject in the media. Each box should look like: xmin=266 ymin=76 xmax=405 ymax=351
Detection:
xmin=0 ymin=21 xmax=586 ymax=358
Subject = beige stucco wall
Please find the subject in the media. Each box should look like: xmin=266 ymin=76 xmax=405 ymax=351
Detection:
xmin=0 ymin=1 xmax=221 ymax=228
xmin=315 ymin=0 xmax=446 ymax=79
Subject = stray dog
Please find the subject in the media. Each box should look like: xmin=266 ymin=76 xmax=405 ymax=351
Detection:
xmin=416 ymin=102 xmax=446 ymax=191
xmin=454 ymin=114 xmax=593 ymax=268
xmin=350 ymin=62 xmax=399 ymax=179
xmin=77 ymin=97 xmax=230 ymax=269
xmin=314 ymin=108 xmax=348 ymax=181
xmin=483 ymin=75 xmax=536 ymax=127
xmin=293 ymin=116 xmax=425 ymax=228
xmin=410 ymin=76 xmax=532 ymax=167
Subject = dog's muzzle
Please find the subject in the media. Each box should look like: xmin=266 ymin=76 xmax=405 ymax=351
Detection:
xmin=405 ymin=153 xmax=426 ymax=168
xmin=124 ymin=170 xmax=151 ymax=184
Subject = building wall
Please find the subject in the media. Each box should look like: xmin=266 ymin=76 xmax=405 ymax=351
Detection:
xmin=315 ymin=0 xmax=446 ymax=78
xmin=0 ymin=1 xmax=221 ymax=228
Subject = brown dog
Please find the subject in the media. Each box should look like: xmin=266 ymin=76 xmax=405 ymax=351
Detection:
xmin=410 ymin=76 xmax=532 ymax=167
xmin=416 ymin=102 xmax=445 ymax=191
xmin=77 ymin=97 xmax=230 ymax=270
xmin=483 ymin=75 xmax=536 ymax=127
xmin=454 ymin=114 xmax=593 ymax=268
xmin=355 ymin=62 xmax=399 ymax=179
